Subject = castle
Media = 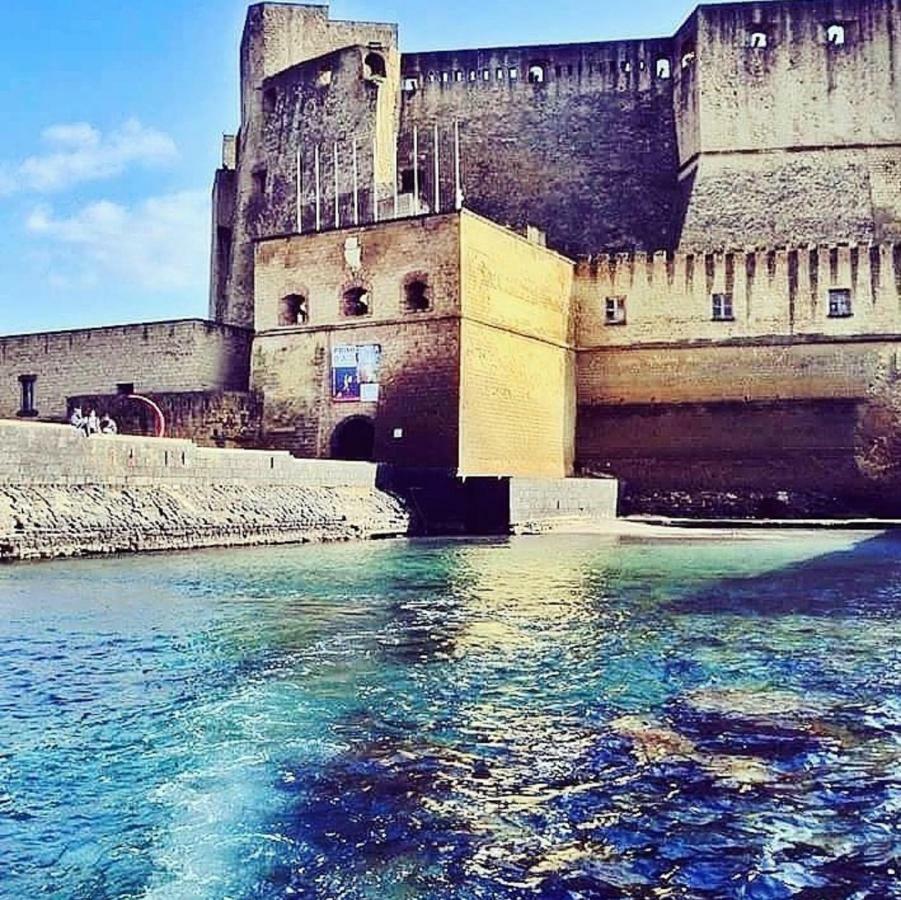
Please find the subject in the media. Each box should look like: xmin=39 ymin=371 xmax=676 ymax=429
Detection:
xmin=2 ymin=0 xmax=900 ymax=519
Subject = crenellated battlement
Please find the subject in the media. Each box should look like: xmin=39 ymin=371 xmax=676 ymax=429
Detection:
xmin=400 ymin=39 xmax=675 ymax=95
xmin=576 ymin=241 xmax=901 ymax=348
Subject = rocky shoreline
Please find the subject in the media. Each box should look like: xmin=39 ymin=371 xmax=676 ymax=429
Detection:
xmin=0 ymin=483 xmax=409 ymax=562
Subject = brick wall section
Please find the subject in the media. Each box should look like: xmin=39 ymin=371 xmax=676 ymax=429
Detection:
xmin=252 ymin=214 xmax=461 ymax=465
xmin=576 ymin=341 xmax=901 ymax=514
xmin=578 ymin=341 xmax=897 ymax=406
xmin=253 ymin=210 xmax=580 ymax=476
xmin=0 ymin=320 xmax=252 ymax=422
xmin=253 ymin=322 xmax=460 ymax=466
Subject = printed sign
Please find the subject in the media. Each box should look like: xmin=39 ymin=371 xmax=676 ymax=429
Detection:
xmin=332 ymin=344 xmax=381 ymax=403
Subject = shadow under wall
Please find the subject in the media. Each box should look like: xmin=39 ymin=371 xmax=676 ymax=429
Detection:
xmin=577 ymin=398 xmax=898 ymax=518
xmin=376 ymin=466 xmax=510 ymax=536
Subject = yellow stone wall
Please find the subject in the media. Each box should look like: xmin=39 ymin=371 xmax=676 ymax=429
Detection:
xmin=458 ymin=213 xmax=575 ymax=477
xmin=576 ymin=243 xmax=901 ymax=352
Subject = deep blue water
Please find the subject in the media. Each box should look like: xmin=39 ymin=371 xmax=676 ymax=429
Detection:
xmin=1 ymin=531 xmax=899 ymax=899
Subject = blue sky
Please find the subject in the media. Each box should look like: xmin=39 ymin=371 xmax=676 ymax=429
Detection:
xmin=1 ymin=0 xmax=690 ymax=334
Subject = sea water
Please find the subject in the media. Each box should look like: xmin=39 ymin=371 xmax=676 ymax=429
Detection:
xmin=1 ymin=531 xmax=899 ymax=899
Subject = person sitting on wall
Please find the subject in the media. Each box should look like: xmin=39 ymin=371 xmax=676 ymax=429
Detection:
xmin=100 ymin=414 xmax=118 ymax=435
xmin=86 ymin=409 xmax=101 ymax=436
xmin=69 ymin=407 xmax=87 ymax=435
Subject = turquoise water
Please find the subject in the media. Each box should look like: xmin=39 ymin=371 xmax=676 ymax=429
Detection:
xmin=1 ymin=532 xmax=899 ymax=899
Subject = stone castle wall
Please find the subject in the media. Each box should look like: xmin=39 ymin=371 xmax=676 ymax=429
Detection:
xmin=457 ymin=213 xmax=576 ymax=478
xmin=252 ymin=213 xmax=462 ymax=464
xmin=214 ymin=2 xmax=400 ymax=327
xmin=0 ymin=319 xmax=252 ymax=422
xmin=211 ymin=0 xmax=901 ymax=329
xmin=575 ymin=241 xmax=901 ymax=347
xmin=399 ymin=37 xmax=679 ymax=259
xmin=678 ymin=0 xmax=901 ymax=249
xmin=0 ymin=420 xmax=408 ymax=560
xmin=67 ymin=390 xmax=263 ymax=449
xmin=574 ymin=238 xmax=901 ymax=513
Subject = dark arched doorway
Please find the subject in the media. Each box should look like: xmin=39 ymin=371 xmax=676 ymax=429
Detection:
xmin=331 ymin=416 xmax=375 ymax=461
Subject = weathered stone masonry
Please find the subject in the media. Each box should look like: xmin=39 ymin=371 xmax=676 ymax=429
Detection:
xmin=0 ymin=420 xmax=408 ymax=561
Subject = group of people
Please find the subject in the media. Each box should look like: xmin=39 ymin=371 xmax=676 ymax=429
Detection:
xmin=69 ymin=407 xmax=118 ymax=437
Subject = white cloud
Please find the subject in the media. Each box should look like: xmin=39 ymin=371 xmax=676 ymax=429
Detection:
xmin=26 ymin=191 xmax=209 ymax=293
xmin=2 ymin=119 xmax=177 ymax=194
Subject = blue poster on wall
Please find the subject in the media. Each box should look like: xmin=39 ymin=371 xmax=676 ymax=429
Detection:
xmin=332 ymin=344 xmax=381 ymax=403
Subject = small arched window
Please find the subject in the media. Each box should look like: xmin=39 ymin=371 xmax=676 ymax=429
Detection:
xmin=655 ymin=57 xmax=672 ymax=79
xmin=749 ymin=30 xmax=768 ymax=49
xmin=342 ymin=287 xmax=371 ymax=318
xmin=527 ymin=63 xmax=546 ymax=84
xmin=826 ymin=23 xmax=846 ymax=46
xmin=404 ymin=277 xmax=430 ymax=312
xmin=364 ymin=52 xmax=387 ymax=80
xmin=279 ymin=294 xmax=308 ymax=326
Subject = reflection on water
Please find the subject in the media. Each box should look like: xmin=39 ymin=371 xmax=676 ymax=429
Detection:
xmin=1 ymin=531 xmax=899 ymax=898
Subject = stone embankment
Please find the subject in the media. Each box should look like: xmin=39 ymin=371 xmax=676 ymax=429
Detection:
xmin=0 ymin=421 xmax=408 ymax=561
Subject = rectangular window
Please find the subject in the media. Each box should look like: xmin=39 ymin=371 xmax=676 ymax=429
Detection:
xmin=711 ymin=293 xmax=734 ymax=321
xmin=828 ymin=288 xmax=853 ymax=317
xmin=18 ymin=374 xmax=37 ymax=417
xmin=605 ymin=296 xmax=627 ymax=325
xmin=117 ymin=382 xmax=135 ymax=396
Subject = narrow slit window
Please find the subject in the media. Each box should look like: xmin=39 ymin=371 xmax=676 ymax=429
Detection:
xmin=454 ymin=70 xmax=463 ymax=82
xmin=508 ymin=67 xmax=519 ymax=80
xmin=252 ymin=168 xmax=267 ymax=197
xmin=621 ymin=60 xmax=633 ymax=73
xmin=711 ymin=293 xmax=734 ymax=321
xmin=828 ymin=288 xmax=852 ymax=317
xmin=18 ymin=375 xmax=37 ymax=417
xmin=496 ymin=67 xmax=505 ymax=80
xmin=482 ymin=69 xmax=491 ymax=81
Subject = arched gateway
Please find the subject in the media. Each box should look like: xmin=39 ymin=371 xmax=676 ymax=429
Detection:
xmin=330 ymin=416 xmax=375 ymax=461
